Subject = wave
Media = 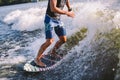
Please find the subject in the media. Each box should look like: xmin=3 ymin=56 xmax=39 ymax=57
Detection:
xmin=0 ymin=1 xmax=120 ymax=80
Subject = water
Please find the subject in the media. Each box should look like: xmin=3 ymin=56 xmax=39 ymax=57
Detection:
xmin=0 ymin=0 xmax=120 ymax=80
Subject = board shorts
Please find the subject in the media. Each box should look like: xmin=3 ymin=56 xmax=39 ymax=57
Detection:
xmin=44 ymin=14 xmax=66 ymax=39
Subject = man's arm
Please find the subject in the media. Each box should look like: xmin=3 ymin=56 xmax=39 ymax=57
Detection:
xmin=50 ymin=0 xmax=67 ymax=14
xmin=66 ymin=0 xmax=71 ymax=11
xmin=50 ymin=0 xmax=75 ymax=18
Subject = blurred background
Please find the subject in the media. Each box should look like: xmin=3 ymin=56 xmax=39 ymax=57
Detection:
xmin=0 ymin=0 xmax=44 ymax=6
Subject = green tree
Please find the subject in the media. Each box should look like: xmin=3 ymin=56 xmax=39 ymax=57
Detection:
xmin=0 ymin=0 xmax=44 ymax=6
xmin=0 ymin=0 xmax=3 ymax=5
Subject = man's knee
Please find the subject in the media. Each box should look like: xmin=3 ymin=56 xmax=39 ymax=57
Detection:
xmin=60 ymin=38 xmax=67 ymax=43
xmin=62 ymin=39 xmax=67 ymax=43
xmin=46 ymin=39 xmax=54 ymax=45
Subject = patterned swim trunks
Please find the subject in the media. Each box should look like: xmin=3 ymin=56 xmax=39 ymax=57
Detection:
xmin=44 ymin=15 xmax=66 ymax=39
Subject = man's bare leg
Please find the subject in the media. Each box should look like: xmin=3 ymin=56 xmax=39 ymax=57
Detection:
xmin=35 ymin=39 xmax=54 ymax=67
xmin=50 ymin=36 xmax=66 ymax=56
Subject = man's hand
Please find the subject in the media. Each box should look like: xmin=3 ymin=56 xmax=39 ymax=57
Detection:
xmin=66 ymin=11 xmax=75 ymax=18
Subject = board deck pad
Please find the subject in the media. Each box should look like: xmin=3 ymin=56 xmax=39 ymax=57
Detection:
xmin=23 ymin=54 xmax=62 ymax=72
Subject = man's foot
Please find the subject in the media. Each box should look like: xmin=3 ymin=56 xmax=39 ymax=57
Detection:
xmin=34 ymin=58 xmax=46 ymax=67
xmin=48 ymin=49 xmax=62 ymax=59
xmin=51 ymin=53 xmax=62 ymax=59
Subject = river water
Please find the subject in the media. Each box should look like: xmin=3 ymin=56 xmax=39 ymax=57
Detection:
xmin=0 ymin=0 xmax=120 ymax=80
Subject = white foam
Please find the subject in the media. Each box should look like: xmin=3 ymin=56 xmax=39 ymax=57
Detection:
xmin=7 ymin=46 xmax=21 ymax=54
xmin=113 ymin=11 xmax=120 ymax=29
xmin=0 ymin=78 xmax=8 ymax=80
xmin=4 ymin=7 xmax=46 ymax=31
xmin=0 ymin=56 xmax=26 ymax=65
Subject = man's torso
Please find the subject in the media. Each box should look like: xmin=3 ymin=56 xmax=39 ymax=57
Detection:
xmin=46 ymin=0 xmax=67 ymax=19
